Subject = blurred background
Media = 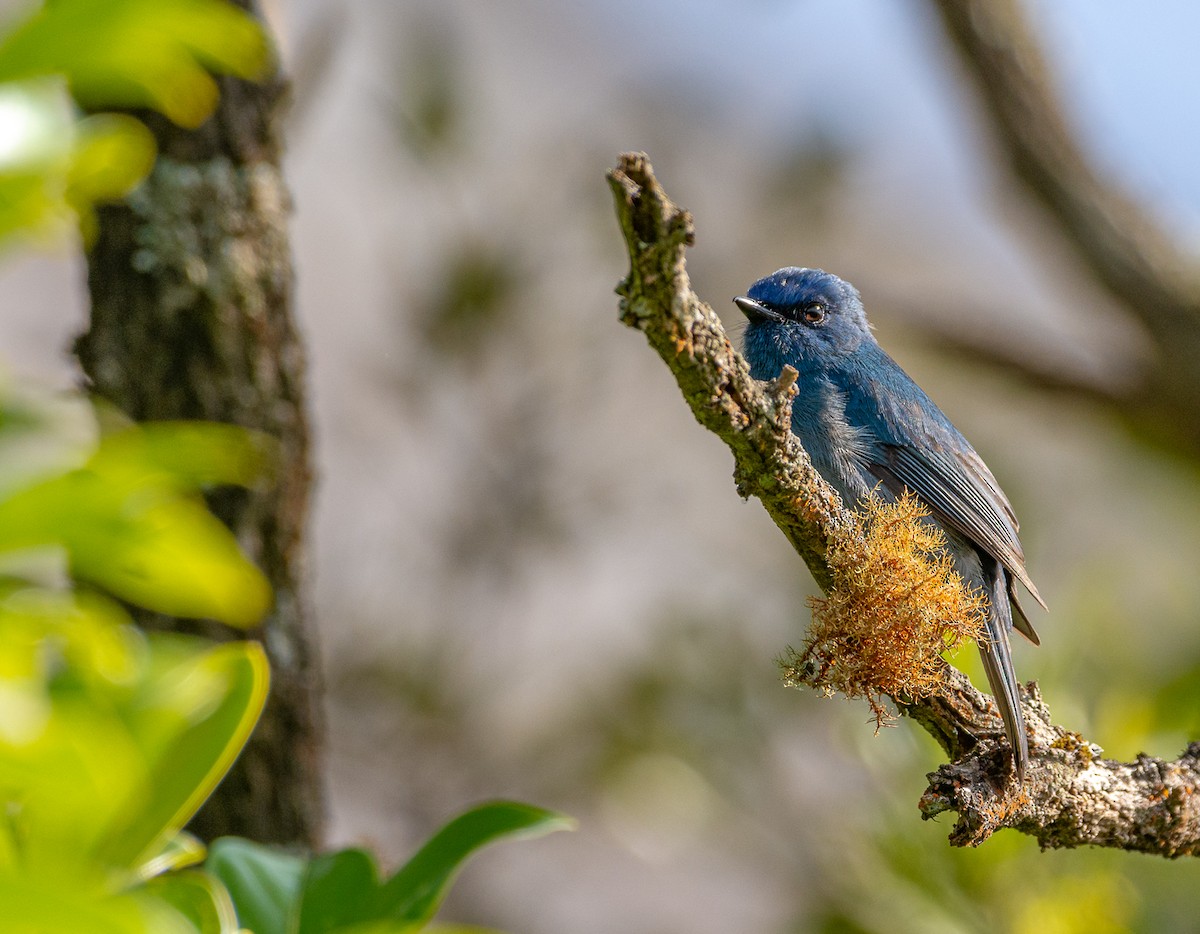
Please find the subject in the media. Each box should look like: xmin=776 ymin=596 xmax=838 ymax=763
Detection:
xmin=6 ymin=0 xmax=1200 ymax=930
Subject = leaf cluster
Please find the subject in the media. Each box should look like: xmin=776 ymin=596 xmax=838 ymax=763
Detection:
xmin=0 ymin=8 xmax=574 ymax=931
xmin=0 ymin=393 xmax=575 ymax=933
xmin=0 ymin=0 xmax=268 ymax=246
xmin=0 ymin=394 xmax=273 ymax=932
xmin=208 ymin=802 xmax=574 ymax=934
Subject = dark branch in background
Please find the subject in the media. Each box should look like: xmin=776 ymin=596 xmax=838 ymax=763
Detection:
xmin=608 ymin=152 xmax=1200 ymax=855
xmin=927 ymin=0 xmax=1200 ymax=459
xmin=76 ymin=2 xmax=322 ymax=847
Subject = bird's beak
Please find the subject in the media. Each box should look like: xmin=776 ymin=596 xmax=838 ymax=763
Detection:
xmin=733 ymin=296 xmax=778 ymax=323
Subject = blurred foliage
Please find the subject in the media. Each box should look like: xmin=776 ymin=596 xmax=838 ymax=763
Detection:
xmin=0 ymin=417 xmax=274 ymax=625
xmin=0 ymin=391 xmax=272 ymax=933
xmin=208 ymin=801 xmax=573 ymax=934
xmin=0 ymin=8 xmax=572 ymax=930
xmin=806 ymin=787 xmax=1151 ymax=934
xmin=388 ymin=17 xmax=462 ymax=164
xmin=378 ymin=13 xmax=533 ymax=369
xmin=0 ymin=0 xmax=268 ymax=125
xmin=0 ymin=80 xmax=155 ymax=246
xmin=417 ymin=238 xmax=525 ymax=359
xmin=0 ymin=24 xmax=274 ymax=924
xmin=0 ymin=0 xmax=269 ymax=246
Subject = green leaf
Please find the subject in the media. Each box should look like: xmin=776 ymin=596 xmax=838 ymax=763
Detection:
xmin=0 ymin=591 xmax=151 ymax=873
xmin=0 ymin=423 xmax=273 ymax=626
xmin=142 ymin=869 xmax=240 ymax=934
xmin=211 ymin=803 xmax=572 ymax=934
xmin=66 ymin=111 xmax=156 ymax=242
xmin=137 ymin=831 xmax=208 ymax=881
xmin=0 ymin=0 xmax=269 ymax=128
xmin=376 ymin=801 xmax=573 ymax=925
xmin=0 ymin=600 xmax=269 ymax=885
xmin=295 ymin=848 xmax=381 ymax=933
xmin=91 ymin=422 xmax=276 ymax=491
xmin=207 ymin=837 xmax=306 ymax=934
xmin=0 ymin=79 xmax=154 ymax=246
xmin=67 ymin=113 xmax=156 ymax=201
xmin=0 ymin=472 xmax=272 ymax=625
xmin=95 ymin=641 xmax=270 ymax=872
xmin=0 ymin=873 xmax=159 ymax=934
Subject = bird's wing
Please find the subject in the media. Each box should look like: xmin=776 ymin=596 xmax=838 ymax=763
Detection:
xmin=868 ymin=442 xmax=1046 ymax=613
xmin=835 ymin=351 xmax=1047 ymax=621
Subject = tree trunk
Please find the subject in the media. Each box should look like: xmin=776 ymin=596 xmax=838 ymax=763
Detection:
xmin=75 ymin=6 xmax=322 ymax=848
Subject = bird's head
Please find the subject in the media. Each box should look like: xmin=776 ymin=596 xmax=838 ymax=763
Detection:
xmin=735 ymin=268 xmax=872 ymax=367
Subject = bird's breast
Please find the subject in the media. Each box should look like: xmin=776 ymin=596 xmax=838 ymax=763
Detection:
xmin=792 ymin=377 xmax=877 ymax=503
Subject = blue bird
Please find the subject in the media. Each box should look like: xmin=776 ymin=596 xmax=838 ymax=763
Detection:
xmin=735 ymin=267 xmax=1043 ymax=776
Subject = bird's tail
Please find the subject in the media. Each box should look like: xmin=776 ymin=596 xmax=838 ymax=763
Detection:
xmin=977 ymin=565 xmax=1028 ymax=778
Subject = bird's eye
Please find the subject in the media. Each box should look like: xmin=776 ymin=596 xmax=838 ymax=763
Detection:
xmin=802 ymin=301 xmax=826 ymax=324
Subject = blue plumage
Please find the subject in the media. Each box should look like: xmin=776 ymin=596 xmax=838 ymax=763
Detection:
xmin=736 ymin=267 xmax=1043 ymax=776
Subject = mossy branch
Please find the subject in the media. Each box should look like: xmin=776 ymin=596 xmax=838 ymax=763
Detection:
xmin=608 ymin=151 xmax=1200 ymax=855
xmin=786 ymin=492 xmax=987 ymax=730
xmin=607 ymin=154 xmax=847 ymax=589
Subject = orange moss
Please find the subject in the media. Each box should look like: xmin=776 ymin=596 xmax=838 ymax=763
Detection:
xmin=781 ymin=492 xmax=987 ymax=728
xmin=964 ymin=786 xmax=1031 ymax=845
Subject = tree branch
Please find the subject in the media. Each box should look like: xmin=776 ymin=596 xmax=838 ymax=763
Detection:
xmin=892 ymin=302 xmax=1126 ymax=407
xmin=607 ymin=153 xmax=847 ymax=591
xmin=608 ymin=151 xmax=1200 ymax=854
xmin=927 ymin=0 xmax=1200 ymax=458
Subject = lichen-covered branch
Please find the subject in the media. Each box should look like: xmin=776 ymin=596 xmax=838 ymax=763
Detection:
xmin=607 ymin=152 xmax=847 ymax=593
xmin=608 ymin=151 xmax=1200 ymax=854
xmin=920 ymin=680 xmax=1200 ymax=857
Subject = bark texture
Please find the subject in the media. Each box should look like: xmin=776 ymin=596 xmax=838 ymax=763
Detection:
xmin=607 ymin=155 xmax=849 ymax=593
xmin=76 ymin=9 xmax=322 ymax=846
xmin=609 ymin=152 xmax=1200 ymax=854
